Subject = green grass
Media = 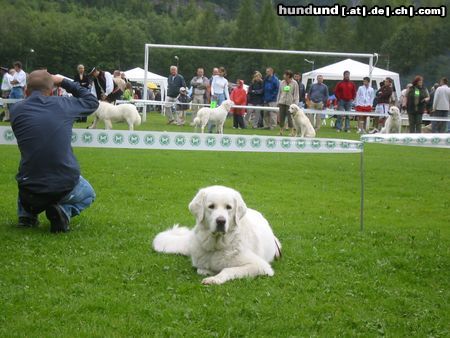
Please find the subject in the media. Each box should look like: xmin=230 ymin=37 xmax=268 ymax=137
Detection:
xmin=0 ymin=113 xmax=449 ymax=337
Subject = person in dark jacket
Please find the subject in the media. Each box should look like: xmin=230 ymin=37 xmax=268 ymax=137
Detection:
xmin=246 ymin=71 xmax=264 ymax=128
xmin=294 ymin=72 xmax=306 ymax=107
xmin=73 ymin=64 xmax=90 ymax=122
xmin=404 ymin=75 xmax=430 ymax=133
xmin=164 ymin=65 xmax=186 ymax=124
xmin=10 ymin=70 xmax=99 ymax=232
xmin=263 ymin=67 xmax=280 ymax=130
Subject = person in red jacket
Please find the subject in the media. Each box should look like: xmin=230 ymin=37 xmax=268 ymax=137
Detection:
xmin=230 ymin=79 xmax=247 ymax=129
xmin=334 ymin=70 xmax=356 ymax=132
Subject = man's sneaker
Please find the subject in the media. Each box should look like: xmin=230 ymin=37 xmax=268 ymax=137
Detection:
xmin=45 ymin=205 xmax=69 ymax=233
xmin=18 ymin=217 xmax=39 ymax=228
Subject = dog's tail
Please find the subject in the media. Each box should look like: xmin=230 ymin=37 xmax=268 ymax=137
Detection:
xmin=135 ymin=112 xmax=142 ymax=127
xmin=152 ymin=224 xmax=192 ymax=256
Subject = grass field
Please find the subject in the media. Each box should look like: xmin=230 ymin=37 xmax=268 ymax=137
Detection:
xmin=0 ymin=113 xmax=449 ymax=337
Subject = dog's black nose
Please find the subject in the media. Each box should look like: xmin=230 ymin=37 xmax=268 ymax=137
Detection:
xmin=216 ymin=217 xmax=226 ymax=232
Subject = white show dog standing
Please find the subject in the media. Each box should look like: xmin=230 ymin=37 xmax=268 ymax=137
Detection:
xmin=193 ymin=100 xmax=233 ymax=134
xmin=89 ymin=101 xmax=141 ymax=131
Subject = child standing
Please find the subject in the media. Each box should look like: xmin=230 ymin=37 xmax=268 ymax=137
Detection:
xmin=176 ymin=87 xmax=191 ymax=126
xmin=230 ymin=80 xmax=247 ymax=129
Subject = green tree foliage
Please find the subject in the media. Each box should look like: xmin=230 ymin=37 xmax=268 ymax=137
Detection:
xmin=0 ymin=0 xmax=448 ymax=86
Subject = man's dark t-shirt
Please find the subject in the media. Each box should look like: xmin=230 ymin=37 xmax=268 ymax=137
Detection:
xmin=10 ymin=79 xmax=99 ymax=194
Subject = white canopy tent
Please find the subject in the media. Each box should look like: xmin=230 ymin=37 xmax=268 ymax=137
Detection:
xmin=123 ymin=67 xmax=167 ymax=100
xmin=302 ymin=58 xmax=401 ymax=99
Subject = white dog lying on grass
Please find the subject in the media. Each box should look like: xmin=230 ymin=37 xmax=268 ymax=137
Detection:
xmin=380 ymin=106 xmax=401 ymax=134
xmin=153 ymin=185 xmax=282 ymax=285
xmin=289 ymin=104 xmax=316 ymax=137
xmin=88 ymin=101 xmax=141 ymax=131
xmin=193 ymin=100 xmax=234 ymax=134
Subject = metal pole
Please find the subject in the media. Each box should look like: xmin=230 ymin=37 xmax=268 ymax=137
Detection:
xmin=360 ymin=146 xmax=365 ymax=231
xmin=142 ymin=44 xmax=149 ymax=122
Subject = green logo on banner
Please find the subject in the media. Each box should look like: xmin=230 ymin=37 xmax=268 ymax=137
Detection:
xmin=446 ymin=138 xmax=450 ymax=145
xmin=98 ymin=133 xmax=108 ymax=144
xmin=221 ymin=137 xmax=232 ymax=147
xmin=403 ymin=137 xmax=413 ymax=144
xmin=311 ymin=140 xmax=321 ymax=148
xmin=159 ymin=134 xmax=170 ymax=146
xmin=281 ymin=138 xmax=291 ymax=149
xmin=128 ymin=134 xmax=140 ymax=145
xmin=296 ymin=139 xmax=306 ymax=149
xmin=236 ymin=137 xmax=246 ymax=148
xmin=388 ymin=137 xmax=399 ymax=143
xmin=174 ymin=135 xmax=186 ymax=146
xmin=144 ymin=134 xmax=155 ymax=145
xmin=190 ymin=135 xmax=201 ymax=147
xmin=71 ymin=133 xmax=77 ymax=143
xmin=357 ymin=142 xmax=364 ymax=149
xmin=82 ymin=132 xmax=93 ymax=144
xmin=113 ymin=134 xmax=124 ymax=144
xmin=250 ymin=137 xmax=261 ymax=148
xmin=3 ymin=129 xmax=15 ymax=142
xmin=416 ymin=137 xmax=427 ymax=144
xmin=374 ymin=137 xmax=384 ymax=143
xmin=431 ymin=137 xmax=440 ymax=145
xmin=206 ymin=136 xmax=216 ymax=147
xmin=326 ymin=140 xmax=336 ymax=149
xmin=340 ymin=141 xmax=350 ymax=149
xmin=266 ymin=138 xmax=276 ymax=149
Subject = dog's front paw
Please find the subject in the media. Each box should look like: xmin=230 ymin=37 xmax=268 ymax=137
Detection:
xmin=202 ymin=276 xmax=224 ymax=285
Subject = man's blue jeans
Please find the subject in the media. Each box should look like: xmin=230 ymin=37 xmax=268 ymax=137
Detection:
xmin=9 ymin=87 xmax=24 ymax=99
xmin=18 ymin=176 xmax=95 ymax=222
xmin=336 ymin=99 xmax=352 ymax=131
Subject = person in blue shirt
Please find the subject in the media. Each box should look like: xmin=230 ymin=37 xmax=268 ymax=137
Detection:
xmin=263 ymin=67 xmax=280 ymax=130
xmin=10 ymin=70 xmax=99 ymax=233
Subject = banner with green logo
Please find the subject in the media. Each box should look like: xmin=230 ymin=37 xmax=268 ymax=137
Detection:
xmin=361 ymin=133 xmax=450 ymax=149
xmin=0 ymin=126 xmax=363 ymax=153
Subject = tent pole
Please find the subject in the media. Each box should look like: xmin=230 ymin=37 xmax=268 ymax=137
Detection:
xmin=142 ymin=44 xmax=149 ymax=122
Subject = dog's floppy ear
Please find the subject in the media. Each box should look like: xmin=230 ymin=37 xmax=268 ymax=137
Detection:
xmin=189 ymin=188 xmax=206 ymax=223
xmin=234 ymin=190 xmax=248 ymax=225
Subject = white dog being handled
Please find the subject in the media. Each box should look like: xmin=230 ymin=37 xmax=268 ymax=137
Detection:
xmin=88 ymin=101 xmax=141 ymax=131
xmin=380 ymin=106 xmax=401 ymax=134
xmin=153 ymin=185 xmax=282 ymax=285
xmin=193 ymin=100 xmax=234 ymax=134
xmin=289 ymin=104 xmax=316 ymax=137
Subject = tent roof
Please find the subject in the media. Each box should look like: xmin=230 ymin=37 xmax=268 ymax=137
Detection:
xmin=123 ymin=67 xmax=167 ymax=83
xmin=302 ymin=58 xmax=398 ymax=80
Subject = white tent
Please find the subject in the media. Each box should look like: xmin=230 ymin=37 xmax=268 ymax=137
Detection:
xmin=302 ymin=58 xmax=401 ymax=100
xmin=124 ymin=67 xmax=167 ymax=99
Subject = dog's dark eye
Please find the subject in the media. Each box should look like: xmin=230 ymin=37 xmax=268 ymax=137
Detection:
xmin=226 ymin=205 xmax=232 ymax=210
xmin=208 ymin=204 xmax=215 ymax=209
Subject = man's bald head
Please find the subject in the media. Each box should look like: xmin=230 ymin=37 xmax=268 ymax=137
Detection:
xmin=26 ymin=70 xmax=54 ymax=96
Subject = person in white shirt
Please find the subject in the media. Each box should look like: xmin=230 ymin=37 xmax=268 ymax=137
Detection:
xmin=355 ymin=76 xmax=375 ymax=133
xmin=9 ymin=61 xmax=26 ymax=100
xmin=89 ymin=67 xmax=114 ymax=101
xmin=1 ymin=67 xmax=14 ymax=121
xmin=431 ymin=77 xmax=450 ymax=133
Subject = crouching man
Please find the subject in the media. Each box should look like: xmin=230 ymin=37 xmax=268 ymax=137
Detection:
xmin=10 ymin=70 xmax=99 ymax=233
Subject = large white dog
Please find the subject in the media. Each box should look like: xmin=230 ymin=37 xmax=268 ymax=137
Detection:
xmin=289 ymin=104 xmax=316 ymax=137
xmin=88 ymin=101 xmax=141 ymax=131
xmin=380 ymin=106 xmax=401 ymax=134
xmin=153 ymin=186 xmax=282 ymax=285
xmin=193 ymin=100 xmax=234 ymax=134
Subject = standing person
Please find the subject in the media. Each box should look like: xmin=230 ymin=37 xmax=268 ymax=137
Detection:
xmin=73 ymin=64 xmax=90 ymax=122
xmin=9 ymin=61 xmax=27 ymax=100
xmin=263 ymin=67 xmax=280 ymax=130
xmin=404 ymin=76 xmax=429 ymax=133
xmin=372 ymin=78 xmax=393 ymax=132
xmin=293 ymin=72 xmax=306 ymax=107
xmin=355 ymin=77 xmax=375 ymax=133
xmin=110 ymin=70 xmax=126 ymax=101
xmin=277 ymin=70 xmax=299 ymax=136
xmin=230 ymin=79 xmax=247 ymax=129
xmin=208 ymin=67 xmax=220 ymax=103
xmin=89 ymin=67 xmax=114 ymax=101
xmin=164 ymin=65 xmax=186 ymax=124
xmin=1 ymin=67 xmax=13 ymax=121
xmin=190 ymin=67 xmax=209 ymax=125
xmin=246 ymin=71 xmax=264 ymax=129
xmin=175 ymin=87 xmax=191 ymax=126
xmin=308 ymin=74 xmax=329 ymax=131
xmin=10 ymin=70 xmax=99 ymax=232
xmin=431 ymin=77 xmax=450 ymax=133
xmin=334 ymin=70 xmax=356 ymax=132
xmin=123 ymin=82 xmax=133 ymax=101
